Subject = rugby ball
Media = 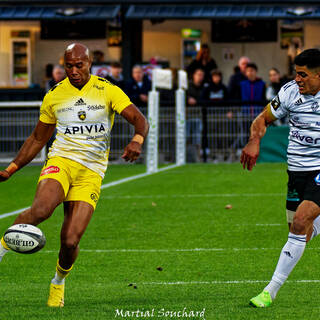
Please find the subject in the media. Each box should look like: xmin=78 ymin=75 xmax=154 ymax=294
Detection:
xmin=3 ymin=224 xmax=46 ymax=254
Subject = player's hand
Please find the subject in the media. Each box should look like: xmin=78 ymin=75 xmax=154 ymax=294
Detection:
xmin=0 ymin=170 xmax=10 ymax=182
xmin=240 ymin=140 xmax=260 ymax=171
xmin=121 ymin=141 xmax=142 ymax=162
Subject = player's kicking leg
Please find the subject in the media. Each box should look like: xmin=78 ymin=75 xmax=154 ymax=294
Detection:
xmin=250 ymin=200 xmax=320 ymax=307
xmin=0 ymin=179 xmax=64 ymax=262
xmin=47 ymin=201 xmax=94 ymax=307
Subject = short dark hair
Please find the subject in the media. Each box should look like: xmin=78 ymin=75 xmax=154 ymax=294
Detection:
xmin=294 ymin=49 xmax=320 ymax=69
xmin=111 ymin=61 xmax=122 ymax=68
xmin=246 ymin=63 xmax=258 ymax=71
xmin=211 ymin=69 xmax=222 ymax=77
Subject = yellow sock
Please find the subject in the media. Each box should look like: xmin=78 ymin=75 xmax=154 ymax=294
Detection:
xmin=56 ymin=260 xmax=73 ymax=281
xmin=1 ymin=237 xmax=10 ymax=250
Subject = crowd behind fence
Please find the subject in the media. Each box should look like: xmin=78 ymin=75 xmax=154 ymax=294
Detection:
xmin=0 ymin=101 xmax=279 ymax=164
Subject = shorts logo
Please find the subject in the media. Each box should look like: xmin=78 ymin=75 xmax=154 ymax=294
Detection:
xmin=78 ymin=110 xmax=86 ymax=121
xmin=90 ymin=193 xmax=98 ymax=203
xmin=40 ymin=166 xmax=60 ymax=176
xmin=315 ymin=174 xmax=320 ymax=185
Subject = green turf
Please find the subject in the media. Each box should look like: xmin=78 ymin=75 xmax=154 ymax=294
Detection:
xmin=1 ymin=163 xmax=320 ymax=320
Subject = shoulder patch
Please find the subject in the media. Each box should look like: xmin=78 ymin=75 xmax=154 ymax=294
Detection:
xmin=271 ymin=94 xmax=281 ymax=110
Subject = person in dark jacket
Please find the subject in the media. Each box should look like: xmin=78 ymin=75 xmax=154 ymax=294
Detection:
xmin=240 ymin=62 xmax=266 ymax=118
xmin=125 ymin=65 xmax=152 ymax=108
xmin=228 ymin=56 xmax=250 ymax=100
xmin=187 ymin=44 xmax=218 ymax=84
xmin=203 ymin=70 xmax=229 ymax=161
xmin=203 ymin=69 xmax=228 ymax=102
xmin=105 ymin=62 xmax=125 ymax=89
xmin=235 ymin=62 xmax=266 ymax=151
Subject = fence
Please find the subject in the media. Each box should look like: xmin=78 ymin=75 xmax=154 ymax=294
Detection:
xmin=0 ymin=102 xmax=46 ymax=163
xmin=0 ymin=105 xmax=177 ymax=164
xmin=0 ymin=101 xmax=270 ymax=164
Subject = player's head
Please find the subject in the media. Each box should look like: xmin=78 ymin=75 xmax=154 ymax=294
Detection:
xmin=64 ymin=43 xmax=92 ymax=88
xmin=294 ymin=48 xmax=320 ymax=95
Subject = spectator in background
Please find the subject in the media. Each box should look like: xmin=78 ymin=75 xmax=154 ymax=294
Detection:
xmin=45 ymin=65 xmax=65 ymax=92
xmin=202 ymin=69 xmax=229 ymax=162
xmin=45 ymin=65 xmax=66 ymax=153
xmin=202 ymin=69 xmax=228 ymax=102
xmin=187 ymin=44 xmax=217 ymax=84
xmin=105 ymin=62 xmax=124 ymax=89
xmin=266 ymin=67 xmax=287 ymax=100
xmin=228 ymin=56 xmax=250 ymax=99
xmin=266 ymin=68 xmax=289 ymax=126
xmin=186 ymin=68 xmax=206 ymax=162
xmin=125 ymin=65 xmax=152 ymax=108
xmin=187 ymin=68 xmax=206 ymax=106
xmin=240 ymin=62 xmax=266 ymax=117
xmin=93 ymin=50 xmax=105 ymax=63
xmin=234 ymin=62 xmax=266 ymax=152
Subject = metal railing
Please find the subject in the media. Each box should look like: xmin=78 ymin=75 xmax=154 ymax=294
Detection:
xmin=0 ymin=101 xmax=273 ymax=164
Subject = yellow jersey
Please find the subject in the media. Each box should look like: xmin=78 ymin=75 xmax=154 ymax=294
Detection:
xmin=39 ymin=75 xmax=132 ymax=178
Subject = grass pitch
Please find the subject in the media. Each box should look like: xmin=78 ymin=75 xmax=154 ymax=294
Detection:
xmin=1 ymin=163 xmax=320 ymax=320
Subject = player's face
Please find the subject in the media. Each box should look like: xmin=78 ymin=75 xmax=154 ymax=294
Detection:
xmin=64 ymin=55 xmax=92 ymax=89
xmin=295 ymin=65 xmax=320 ymax=95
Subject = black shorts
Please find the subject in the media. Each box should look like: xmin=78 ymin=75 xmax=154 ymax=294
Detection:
xmin=286 ymin=170 xmax=320 ymax=211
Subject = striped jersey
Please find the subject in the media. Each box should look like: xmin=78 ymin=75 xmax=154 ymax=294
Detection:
xmin=270 ymin=80 xmax=320 ymax=171
xmin=39 ymin=75 xmax=131 ymax=178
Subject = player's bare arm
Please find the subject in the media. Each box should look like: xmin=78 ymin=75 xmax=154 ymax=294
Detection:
xmin=120 ymin=104 xmax=149 ymax=162
xmin=240 ymin=104 xmax=277 ymax=171
xmin=0 ymin=121 xmax=55 ymax=182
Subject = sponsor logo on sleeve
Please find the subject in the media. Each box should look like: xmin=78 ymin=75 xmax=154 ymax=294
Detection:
xmin=40 ymin=166 xmax=60 ymax=176
xmin=271 ymin=95 xmax=281 ymax=110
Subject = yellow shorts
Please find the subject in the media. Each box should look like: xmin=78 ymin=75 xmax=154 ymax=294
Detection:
xmin=38 ymin=157 xmax=102 ymax=209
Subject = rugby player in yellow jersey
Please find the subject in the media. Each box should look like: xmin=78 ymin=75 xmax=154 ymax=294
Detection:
xmin=0 ymin=43 xmax=149 ymax=307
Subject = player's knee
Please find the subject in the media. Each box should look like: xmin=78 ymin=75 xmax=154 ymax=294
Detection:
xmin=30 ymin=206 xmax=53 ymax=224
xmin=61 ymin=234 xmax=80 ymax=250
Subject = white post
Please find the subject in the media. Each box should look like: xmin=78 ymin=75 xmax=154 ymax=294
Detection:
xmin=175 ymin=89 xmax=186 ymax=166
xmin=146 ymin=89 xmax=159 ymax=174
xmin=175 ymin=70 xmax=187 ymax=166
xmin=146 ymin=68 xmax=173 ymax=173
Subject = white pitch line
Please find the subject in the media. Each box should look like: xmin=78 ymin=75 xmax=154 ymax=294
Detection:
xmin=0 ymin=164 xmax=180 ymax=220
xmin=0 ymin=207 xmax=29 ymax=220
xmin=40 ymin=247 xmax=320 ymax=254
xmin=141 ymin=279 xmax=320 ymax=285
xmin=101 ymin=193 xmax=285 ymax=199
xmin=100 ymin=164 xmax=180 ymax=190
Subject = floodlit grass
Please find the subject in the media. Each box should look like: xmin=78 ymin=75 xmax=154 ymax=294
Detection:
xmin=1 ymin=163 xmax=320 ymax=320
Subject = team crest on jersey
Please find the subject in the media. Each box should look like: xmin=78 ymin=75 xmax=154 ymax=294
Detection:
xmin=271 ymin=95 xmax=281 ymax=110
xmin=78 ymin=110 xmax=86 ymax=121
xmin=311 ymin=101 xmax=319 ymax=112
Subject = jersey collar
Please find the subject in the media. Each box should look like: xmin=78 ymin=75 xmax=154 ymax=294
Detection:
xmin=66 ymin=75 xmax=93 ymax=93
